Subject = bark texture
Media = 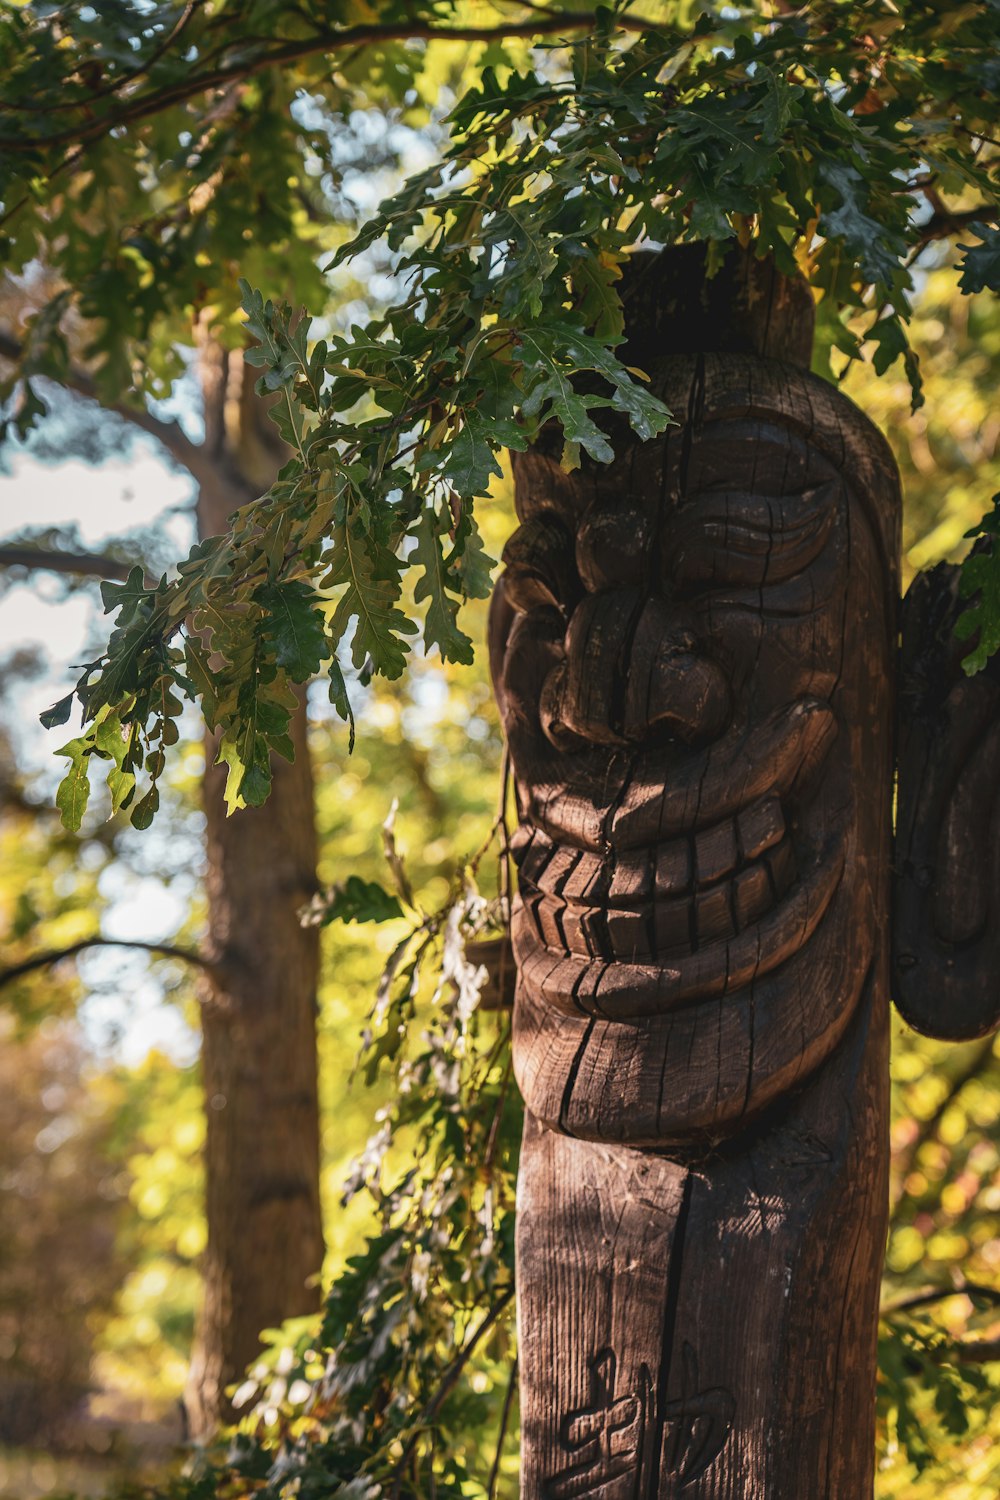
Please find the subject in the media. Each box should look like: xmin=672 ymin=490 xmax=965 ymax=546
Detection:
xmin=184 ymin=340 xmax=324 ymax=1438
xmin=489 ymin=247 xmax=900 ymax=1496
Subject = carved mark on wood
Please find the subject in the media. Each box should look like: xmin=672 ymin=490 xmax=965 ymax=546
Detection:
xmin=542 ymin=1344 xmax=733 ymax=1499
xmin=543 ymin=1349 xmax=654 ymax=1499
xmin=659 ymin=1343 xmax=735 ymax=1490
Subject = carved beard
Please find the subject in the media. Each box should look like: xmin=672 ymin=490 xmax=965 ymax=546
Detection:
xmin=490 ymin=355 xmax=900 ymax=1153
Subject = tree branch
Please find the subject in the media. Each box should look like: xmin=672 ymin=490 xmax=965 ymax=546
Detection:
xmin=0 ymin=546 xmax=135 ymax=582
xmin=951 ymin=1338 xmax=1000 ymax=1364
xmin=913 ymin=205 xmax=999 ymax=252
xmin=487 ymin=1356 xmax=518 ymax=1500
xmin=387 ymin=1286 xmax=515 ymax=1497
xmin=0 ymin=13 xmax=657 ymax=158
xmin=0 ymin=936 xmax=220 ymax=989
xmin=882 ymin=1280 xmax=1000 ymax=1317
xmin=0 ymin=328 xmax=209 ymax=481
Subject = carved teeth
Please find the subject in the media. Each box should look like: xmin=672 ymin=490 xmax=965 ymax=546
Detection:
xmin=654 ymin=898 xmax=692 ymax=956
xmin=737 ymin=796 xmax=785 ymax=862
xmin=511 ymin=832 xmax=847 ymax=1021
xmin=515 ymin=793 xmax=802 ymax=965
xmin=605 ymin=906 xmax=651 ymax=962
xmin=733 ymin=864 xmax=772 ymax=929
xmin=560 ymin=850 xmax=608 ymax=904
xmin=519 ymin=796 xmax=789 ymax=910
xmin=765 ymin=839 xmax=797 ymax=899
xmin=522 ymin=831 xmax=800 ymax=962
xmin=694 ymin=820 xmax=738 ymax=887
xmin=655 ymin=841 xmax=691 ymax=898
xmin=560 ymin=903 xmax=595 ymax=958
xmin=608 ymin=850 xmax=652 ymax=906
xmin=695 ymin=886 xmax=735 ymax=945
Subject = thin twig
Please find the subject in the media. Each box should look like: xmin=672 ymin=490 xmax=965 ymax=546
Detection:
xmin=496 ymin=745 xmax=513 ymax=923
xmin=0 ymin=13 xmax=659 ymax=157
xmin=882 ymin=1279 xmax=1000 ymax=1317
xmin=487 ymin=1356 xmax=519 ymax=1500
xmin=0 ymin=329 xmax=208 ymax=479
xmin=483 ymin=1053 xmax=514 ymax=1175
xmin=2 ymin=1 xmax=206 ymax=116
xmin=0 ymin=937 xmax=219 ymax=989
xmin=950 ymin=1338 xmax=1000 ymax=1364
xmin=910 ymin=205 xmax=998 ymax=255
xmin=388 ymin=1287 xmax=515 ymax=1497
xmin=0 ymin=546 xmax=136 ymax=582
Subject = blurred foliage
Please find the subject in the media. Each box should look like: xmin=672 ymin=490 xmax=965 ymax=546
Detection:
xmin=93 ymin=1054 xmax=205 ymax=1413
xmin=0 ymin=1014 xmax=128 ymax=1448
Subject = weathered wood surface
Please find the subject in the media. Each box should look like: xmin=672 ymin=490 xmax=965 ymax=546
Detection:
xmin=516 ymin=992 xmax=885 ymax=1498
xmin=489 ymin=248 xmax=901 ymax=1496
xmin=894 ymin=557 xmax=1000 ymax=1039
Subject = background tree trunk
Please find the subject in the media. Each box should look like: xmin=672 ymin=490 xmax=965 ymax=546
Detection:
xmin=183 ymin=339 xmax=325 ymax=1438
xmin=0 ymin=303 xmax=328 ymax=1438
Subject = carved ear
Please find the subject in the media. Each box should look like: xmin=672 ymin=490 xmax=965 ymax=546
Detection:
xmin=893 ymin=559 xmax=1000 ymax=1040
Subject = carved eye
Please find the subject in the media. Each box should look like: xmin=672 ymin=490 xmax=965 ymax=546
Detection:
xmin=669 ymin=484 xmax=838 ymax=592
xmin=501 ymin=511 xmax=581 ymax=615
xmin=575 ymin=500 xmax=651 ymax=592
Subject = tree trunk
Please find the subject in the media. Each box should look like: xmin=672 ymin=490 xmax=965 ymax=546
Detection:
xmin=184 ymin=341 xmax=325 ymax=1438
xmin=489 ymin=246 xmax=900 ymax=1496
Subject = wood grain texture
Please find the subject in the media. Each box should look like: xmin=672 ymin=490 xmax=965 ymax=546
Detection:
xmin=517 ymin=980 xmax=886 ymax=1498
xmin=894 ymin=557 xmax=1000 ymax=1038
xmin=490 ymin=247 xmax=900 ymax=1496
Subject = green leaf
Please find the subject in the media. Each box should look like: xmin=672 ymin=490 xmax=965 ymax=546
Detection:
xmin=100 ymin=564 xmax=149 ymax=618
xmin=107 ymin=765 xmax=136 ymax=815
xmin=817 ymin=161 xmax=904 ymax=287
xmin=412 ymin=508 xmax=474 ymax=664
xmin=324 ymin=519 xmax=417 ymax=680
xmin=130 ymin=784 xmax=160 ymax=830
xmin=39 ymin=692 xmax=74 ymax=729
xmin=319 ymin=876 xmax=403 ymax=926
xmin=452 ymin=510 xmax=494 ymax=601
xmin=183 ymin=638 xmax=219 ymax=725
xmin=327 ymin=659 xmax=356 ymax=753
xmin=94 ymin=709 xmax=129 ymax=766
xmin=568 ymin=252 xmax=625 ymax=342
xmin=957 ymin=224 xmax=1000 ymax=294
xmin=437 ymin=408 xmax=503 ymax=496
xmin=956 ymin=497 xmax=1000 ymax=674
xmin=239 ymin=762 xmax=272 ymax=807
xmin=869 ymin=312 xmax=923 ymax=410
xmin=256 ymin=580 xmax=328 ymax=682
xmin=55 ymin=739 xmax=91 ymax=831
xmin=215 ymin=733 xmax=268 ymax=815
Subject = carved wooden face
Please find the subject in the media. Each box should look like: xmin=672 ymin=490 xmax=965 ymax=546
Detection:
xmin=490 ymin=355 xmax=901 ymax=1149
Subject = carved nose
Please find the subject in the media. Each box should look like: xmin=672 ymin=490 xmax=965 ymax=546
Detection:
xmin=539 ymin=591 xmax=730 ymax=750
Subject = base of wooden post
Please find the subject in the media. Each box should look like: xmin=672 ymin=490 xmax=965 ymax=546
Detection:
xmin=516 ymin=987 xmax=888 ymax=1499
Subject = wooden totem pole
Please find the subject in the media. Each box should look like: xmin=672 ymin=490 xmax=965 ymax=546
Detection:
xmin=488 ymin=246 xmax=1000 ymax=1498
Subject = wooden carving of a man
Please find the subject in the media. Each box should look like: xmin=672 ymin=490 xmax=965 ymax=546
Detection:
xmin=487 ymin=248 xmax=1000 ymax=1498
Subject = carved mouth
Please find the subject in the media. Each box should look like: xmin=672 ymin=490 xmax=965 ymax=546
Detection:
xmin=511 ymin=699 xmax=846 ymax=1021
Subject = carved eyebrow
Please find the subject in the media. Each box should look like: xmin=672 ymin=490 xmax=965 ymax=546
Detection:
xmin=677 ymin=482 xmax=839 ymax=532
xmin=682 ymin=422 xmax=839 ymax=499
xmin=669 ymin=485 xmax=839 ymax=590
